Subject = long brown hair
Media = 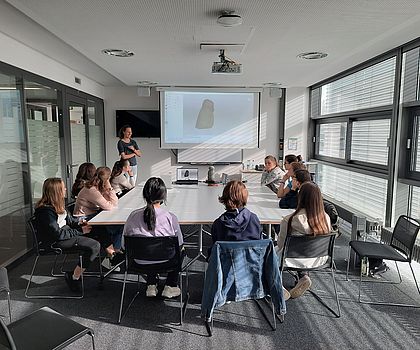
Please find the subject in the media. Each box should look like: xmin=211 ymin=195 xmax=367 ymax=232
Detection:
xmin=36 ymin=178 xmax=66 ymax=214
xmin=287 ymin=182 xmax=329 ymax=236
xmin=111 ymin=159 xmax=129 ymax=182
xmin=218 ymin=180 xmax=248 ymax=211
xmin=72 ymin=162 xmax=96 ymax=197
xmin=142 ymin=177 xmax=167 ymax=231
xmin=86 ymin=166 xmax=111 ymax=194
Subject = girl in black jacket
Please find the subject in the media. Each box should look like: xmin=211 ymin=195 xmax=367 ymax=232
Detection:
xmin=34 ymin=178 xmax=100 ymax=292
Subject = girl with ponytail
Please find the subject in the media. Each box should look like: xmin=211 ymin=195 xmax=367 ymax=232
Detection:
xmin=123 ymin=177 xmax=184 ymax=299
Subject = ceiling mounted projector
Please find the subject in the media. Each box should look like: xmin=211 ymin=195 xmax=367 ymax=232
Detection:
xmin=212 ymin=49 xmax=242 ymax=74
xmin=217 ymin=11 xmax=243 ymax=27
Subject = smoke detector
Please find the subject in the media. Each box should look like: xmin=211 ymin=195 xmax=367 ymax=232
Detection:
xmin=217 ymin=11 xmax=243 ymax=27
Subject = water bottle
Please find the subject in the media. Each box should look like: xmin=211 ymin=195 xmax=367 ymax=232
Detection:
xmin=246 ymin=160 xmax=251 ymax=170
xmin=251 ymin=159 xmax=255 ymax=170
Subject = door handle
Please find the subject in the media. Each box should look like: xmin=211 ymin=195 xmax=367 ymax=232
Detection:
xmin=67 ymin=164 xmax=79 ymax=175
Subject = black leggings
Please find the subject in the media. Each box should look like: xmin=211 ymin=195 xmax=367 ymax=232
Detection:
xmin=53 ymin=235 xmax=100 ymax=269
xmin=146 ymin=271 xmax=179 ymax=287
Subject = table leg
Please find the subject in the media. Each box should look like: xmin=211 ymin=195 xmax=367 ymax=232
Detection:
xmin=184 ymin=224 xmax=207 ymax=269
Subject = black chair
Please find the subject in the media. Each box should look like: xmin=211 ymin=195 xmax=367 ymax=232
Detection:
xmin=25 ymin=216 xmax=87 ymax=299
xmin=0 ymin=267 xmax=11 ymax=323
xmin=201 ymin=240 xmax=286 ymax=336
xmin=280 ymin=233 xmax=341 ymax=318
xmin=0 ymin=306 xmax=95 ymax=350
xmin=118 ymin=236 xmax=189 ymax=324
xmin=346 ymin=215 xmax=420 ymax=307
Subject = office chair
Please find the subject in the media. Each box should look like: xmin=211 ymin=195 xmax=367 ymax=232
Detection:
xmin=280 ymin=233 xmax=341 ymax=318
xmin=346 ymin=215 xmax=420 ymax=307
xmin=0 ymin=306 xmax=95 ymax=350
xmin=0 ymin=267 xmax=12 ymax=323
xmin=118 ymin=236 xmax=189 ymax=324
xmin=201 ymin=240 xmax=286 ymax=336
xmin=25 ymin=215 xmax=86 ymax=299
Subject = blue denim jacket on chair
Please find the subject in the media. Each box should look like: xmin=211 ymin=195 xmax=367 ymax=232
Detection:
xmin=201 ymin=239 xmax=286 ymax=320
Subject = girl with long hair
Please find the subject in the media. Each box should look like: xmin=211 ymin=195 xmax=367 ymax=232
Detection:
xmin=117 ymin=125 xmax=141 ymax=184
xmin=277 ymin=182 xmax=331 ymax=299
xmin=260 ymin=155 xmax=285 ymax=193
xmin=74 ymin=167 xmax=120 ymax=260
xmin=34 ymin=178 xmax=100 ymax=292
xmin=123 ymin=177 xmax=184 ymax=299
xmin=71 ymin=162 xmax=96 ymax=198
xmin=110 ymin=159 xmax=135 ymax=197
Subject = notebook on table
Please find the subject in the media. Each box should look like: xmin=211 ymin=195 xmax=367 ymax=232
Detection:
xmin=175 ymin=168 xmax=199 ymax=185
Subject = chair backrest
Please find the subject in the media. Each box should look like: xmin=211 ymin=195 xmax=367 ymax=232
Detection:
xmin=323 ymin=200 xmax=339 ymax=233
xmin=281 ymin=233 xmax=336 ymax=270
xmin=124 ymin=236 xmax=180 ymax=262
xmin=66 ymin=202 xmax=76 ymax=216
xmin=27 ymin=216 xmax=42 ymax=255
xmin=391 ymin=215 xmax=420 ymax=260
xmin=0 ymin=317 xmax=16 ymax=350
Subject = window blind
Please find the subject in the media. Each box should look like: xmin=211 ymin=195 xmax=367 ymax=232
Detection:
xmin=318 ymin=123 xmax=346 ymax=159
xmin=321 ymin=57 xmax=396 ymax=115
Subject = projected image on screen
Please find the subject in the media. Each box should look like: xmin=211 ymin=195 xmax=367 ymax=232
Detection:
xmin=160 ymin=90 xmax=260 ymax=149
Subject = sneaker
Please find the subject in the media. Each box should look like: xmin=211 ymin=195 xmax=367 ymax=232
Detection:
xmin=146 ymin=284 xmax=158 ymax=297
xmin=64 ymin=272 xmax=81 ymax=292
xmin=289 ymin=275 xmax=312 ymax=299
xmin=101 ymin=258 xmax=121 ymax=272
xmin=370 ymin=262 xmax=389 ymax=276
xmin=161 ymin=285 xmax=181 ymax=299
xmin=283 ymin=287 xmax=291 ymax=301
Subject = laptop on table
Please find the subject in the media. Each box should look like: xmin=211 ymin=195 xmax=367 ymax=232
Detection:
xmin=175 ymin=168 xmax=199 ymax=185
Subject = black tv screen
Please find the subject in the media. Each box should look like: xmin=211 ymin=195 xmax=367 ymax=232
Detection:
xmin=116 ymin=110 xmax=161 ymax=138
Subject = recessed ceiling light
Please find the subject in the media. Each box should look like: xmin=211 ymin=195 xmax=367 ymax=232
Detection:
xmin=217 ymin=11 xmax=243 ymax=27
xmin=101 ymin=49 xmax=134 ymax=57
xmin=297 ymin=52 xmax=328 ymax=60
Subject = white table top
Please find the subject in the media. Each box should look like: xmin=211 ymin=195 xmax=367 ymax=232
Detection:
xmin=88 ymin=182 xmax=294 ymax=225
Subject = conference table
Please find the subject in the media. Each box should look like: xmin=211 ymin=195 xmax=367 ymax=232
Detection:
xmin=88 ymin=182 xmax=294 ymax=267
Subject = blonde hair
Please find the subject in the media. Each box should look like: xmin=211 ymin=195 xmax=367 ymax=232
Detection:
xmin=36 ymin=178 xmax=66 ymax=214
xmin=86 ymin=167 xmax=111 ymax=194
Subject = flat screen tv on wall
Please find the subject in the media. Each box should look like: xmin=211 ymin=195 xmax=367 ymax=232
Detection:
xmin=115 ymin=110 xmax=161 ymax=138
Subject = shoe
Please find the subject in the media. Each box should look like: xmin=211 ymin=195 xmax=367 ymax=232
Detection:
xmin=283 ymin=287 xmax=290 ymax=301
xmin=161 ymin=285 xmax=181 ymax=299
xmin=146 ymin=284 xmax=158 ymax=297
xmin=101 ymin=258 xmax=121 ymax=272
xmin=370 ymin=262 xmax=389 ymax=276
xmin=64 ymin=272 xmax=81 ymax=292
xmin=289 ymin=275 xmax=312 ymax=299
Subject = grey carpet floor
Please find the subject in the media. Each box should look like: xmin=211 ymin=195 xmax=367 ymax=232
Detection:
xmin=1 ymin=233 xmax=420 ymax=350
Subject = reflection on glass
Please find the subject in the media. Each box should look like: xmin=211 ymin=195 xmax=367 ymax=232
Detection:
xmin=0 ymin=72 xmax=31 ymax=265
xmin=69 ymin=104 xmax=87 ymax=166
xmin=87 ymin=100 xmax=104 ymax=166
xmin=318 ymin=123 xmax=346 ymax=159
xmin=26 ymin=82 xmax=61 ymax=201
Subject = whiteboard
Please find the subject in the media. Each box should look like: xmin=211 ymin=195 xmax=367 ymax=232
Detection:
xmin=177 ymin=148 xmax=242 ymax=164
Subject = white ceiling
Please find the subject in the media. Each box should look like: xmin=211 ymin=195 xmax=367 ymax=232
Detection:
xmin=4 ymin=0 xmax=420 ymax=88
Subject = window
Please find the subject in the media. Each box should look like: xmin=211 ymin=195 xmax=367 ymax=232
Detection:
xmin=320 ymin=57 xmax=396 ymax=115
xmin=317 ymin=122 xmax=347 ymax=159
xmin=350 ymin=118 xmax=390 ymax=166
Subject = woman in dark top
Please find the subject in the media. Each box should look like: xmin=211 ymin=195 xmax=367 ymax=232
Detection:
xmin=34 ymin=178 xmax=100 ymax=292
xmin=71 ymin=162 xmax=96 ymax=198
xmin=211 ymin=180 xmax=262 ymax=244
xmin=117 ymin=125 xmax=141 ymax=184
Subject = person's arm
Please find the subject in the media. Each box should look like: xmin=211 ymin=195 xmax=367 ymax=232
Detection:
xmin=132 ymin=140 xmax=142 ymax=157
xmin=115 ymin=174 xmax=134 ymax=191
xmin=170 ymin=213 xmax=184 ymax=246
xmin=260 ymin=170 xmax=269 ymax=185
xmin=117 ymin=140 xmax=135 ymax=160
xmin=90 ymin=187 xmax=118 ymax=210
xmin=36 ymin=208 xmax=82 ymax=242
xmin=277 ymin=171 xmax=292 ymax=198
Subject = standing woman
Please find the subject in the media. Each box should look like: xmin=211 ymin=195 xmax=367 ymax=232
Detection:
xmin=117 ymin=125 xmax=141 ymax=184
xmin=71 ymin=162 xmax=96 ymax=198
xmin=34 ymin=178 xmax=100 ymax=292
xmin=74 ymin=167 xmax=120 ymax=258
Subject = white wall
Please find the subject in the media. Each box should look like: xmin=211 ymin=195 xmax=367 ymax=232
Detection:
xmin=103 ymin=87 xmax=282 ymax=183
xmin=284 ymin=87 xmax=309 ymax=161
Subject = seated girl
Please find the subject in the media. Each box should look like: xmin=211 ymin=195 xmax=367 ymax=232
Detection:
xmin=277 ymin=162 xmax=306 ymax=208
xmin=110 ymin=159 xmax=135 ymax=197
xmin=74 ymin=167 xmax=122 ymax=264
xmin=277 ymin=182 xmax=331 ymax=299
xmin=211 ymin=180 xmax=262 ymax=244
xmin=71 ymin=162 xmax=96 ymax=198
xmin=34 ymin=178 xmax=100 ymax=292
xmin=123 ymin=177 xmax=184 ymax=299
xmin=260 ymin=155 xmax=285 ymax=193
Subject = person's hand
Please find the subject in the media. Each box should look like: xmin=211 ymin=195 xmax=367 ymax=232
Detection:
xmin=82 ymin=224 xmax=92 ymax=234
xmin=291 ymin=177 xmax=299 ymax=191
xmin=128 ymin=169 xmax=134 ymax=177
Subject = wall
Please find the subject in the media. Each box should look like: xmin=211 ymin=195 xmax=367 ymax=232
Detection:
xmin=284 ymin=87 xmax=309 ymax=161
xmin=103 ymin=87 xmax=282 ymax=183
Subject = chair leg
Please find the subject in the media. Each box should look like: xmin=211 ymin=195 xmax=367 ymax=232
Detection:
xmin=179 ymin=272 xmax=183 ymax=325
xmin=118 ymin=271 xmax=128 ymax=323
xmin=88 ymin=330 xmax=95 ymax=350
xmin=409 ymin=262 xmax=420 ymax=296
xmin=254 ymin=298 xmax=276 ymax=331
xmin=331 ymin=264 xmax=341 ymax=318
xmin=346 ymin=246 xmax=352 ymax=281
xmin=7 ymin=291 xmax=11 ymax=323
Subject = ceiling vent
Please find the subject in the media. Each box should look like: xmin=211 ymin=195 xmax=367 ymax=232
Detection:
xmin=101 ymin=49 xmax=134 ymax=57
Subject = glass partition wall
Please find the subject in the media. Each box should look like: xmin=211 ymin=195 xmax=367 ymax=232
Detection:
xmin=0 ymin=62 xmax=105 ymax=266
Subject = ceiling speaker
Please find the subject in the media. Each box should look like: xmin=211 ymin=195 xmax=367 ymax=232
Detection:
xmin=137 ymin=86 xmax=151 ymax=97
xmin=269 ymin=87 xmax=282 ymax=98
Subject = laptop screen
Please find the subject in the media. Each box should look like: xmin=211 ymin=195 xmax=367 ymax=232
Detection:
xmin=176 ymin=168 xmax=198 ymax=181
